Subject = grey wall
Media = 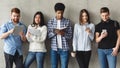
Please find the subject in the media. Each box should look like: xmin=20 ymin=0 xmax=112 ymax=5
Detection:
xmin=0 ymin=0 xmax=120 ymax=68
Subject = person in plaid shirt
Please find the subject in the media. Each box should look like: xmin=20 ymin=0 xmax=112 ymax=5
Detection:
xmin=47 ymin=3 xmax=72 ymax=68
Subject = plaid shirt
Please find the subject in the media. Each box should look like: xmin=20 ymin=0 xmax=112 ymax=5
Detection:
xmin=47 ymin=17 xmax=72 ymax=51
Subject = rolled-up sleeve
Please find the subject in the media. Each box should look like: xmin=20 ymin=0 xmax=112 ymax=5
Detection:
xmin=47 ymin=20 xmax=56 ymax=39
xmin=0 ymin=24 xmax=7 ymax=35
xmin=64 ymin=20 xmax=72 ymax=40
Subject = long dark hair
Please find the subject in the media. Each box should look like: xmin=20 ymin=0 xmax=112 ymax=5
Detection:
xmin=31 ymin=11 xmax=45 ymax=27
xmin=79 ymin=9 xmax=90 ymax=24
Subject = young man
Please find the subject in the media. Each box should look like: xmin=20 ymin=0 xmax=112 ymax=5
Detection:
xmin=95 ymin=7 xmax=120 ymax=68
xmin=47 ymin=3 xmax=72 ymax=68
xmin=0 ymin=8 xmax=27 ymax=68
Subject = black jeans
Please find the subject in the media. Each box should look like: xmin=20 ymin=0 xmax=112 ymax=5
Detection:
xmin=76 ymin=51 xmax=91 ymax=68
xmin=4 ymin=51 xmax=23 ymax=68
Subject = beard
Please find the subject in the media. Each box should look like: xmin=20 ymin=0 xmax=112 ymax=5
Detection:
xmin=12 ymin=19 xmax=19 ymax=23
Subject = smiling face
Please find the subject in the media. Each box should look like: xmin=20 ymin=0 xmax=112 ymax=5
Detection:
xmin=35 ymin=14 xmax=41 ymax=25
xmin=79 ymin=9 xmax=90 ymax=24
xmin=55 ymin=10 xmax=64 ymax=20
xmin=11 ymin=12 xmax=20 ymax=23
xmin=100 ymin=12 xmax=110 ymax=22
xmin=81 ymin=12 xmax=88 ymax=23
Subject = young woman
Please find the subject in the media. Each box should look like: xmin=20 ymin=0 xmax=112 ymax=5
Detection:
xmin=71 ymin=9 xmax=95 ymax=68
xmin=24 ymin=11 xmax=47 ymax=68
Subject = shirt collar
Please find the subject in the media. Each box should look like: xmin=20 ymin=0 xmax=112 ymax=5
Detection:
xmin=79 ymin=22 xmax=89 ymax=25
xmin=54 ymin=17 xmax=65 ymax=22
xmin=101 ymin=18 xmax=111 ymax=23
xmin=8 ymin=20 xmax=22 ymax=25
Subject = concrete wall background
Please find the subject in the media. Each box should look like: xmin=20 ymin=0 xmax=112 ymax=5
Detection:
xmin=0 ymin=0 xmax=120 ymax=68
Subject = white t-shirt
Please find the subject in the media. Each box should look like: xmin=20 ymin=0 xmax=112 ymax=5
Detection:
xmin=57 ymin=20 xmax=62 ymax=49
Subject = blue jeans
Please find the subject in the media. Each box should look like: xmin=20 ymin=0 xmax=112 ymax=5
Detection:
xmin=51 ymin=49 xmax=69 ymax=68
xmin=98 ymin=49 xmax=117 ymax=68
xmin=24 ymin=52 xmax=45 ymax=68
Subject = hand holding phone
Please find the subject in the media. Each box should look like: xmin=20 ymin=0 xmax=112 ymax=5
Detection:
xmin=101 ymin=29 xmax=108 ymax=38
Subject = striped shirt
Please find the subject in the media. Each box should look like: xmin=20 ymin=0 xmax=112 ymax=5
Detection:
xmin=47 ymin=17 xmax=72 ymax=51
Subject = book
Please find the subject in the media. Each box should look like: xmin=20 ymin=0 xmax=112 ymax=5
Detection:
xmin=28 ymin=28 xmax=41 ymax=36
xmin=55 ymin=27 xmax=67 ymax=31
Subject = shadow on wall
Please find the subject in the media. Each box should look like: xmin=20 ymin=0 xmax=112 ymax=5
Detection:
xmin=21 ymin=11 xmax=32 ymax=26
